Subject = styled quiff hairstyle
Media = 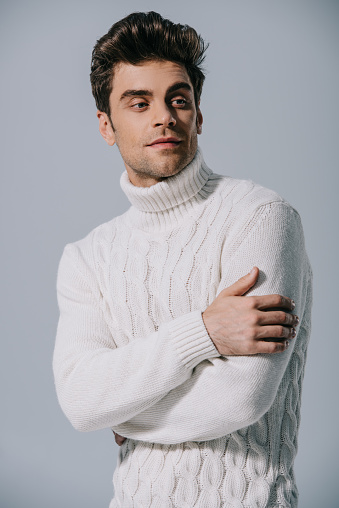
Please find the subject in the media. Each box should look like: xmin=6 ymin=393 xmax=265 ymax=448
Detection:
xmin=90 ymin=11 xmax=208 ymax=117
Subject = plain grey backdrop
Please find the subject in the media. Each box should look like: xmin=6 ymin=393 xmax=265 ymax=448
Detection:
xmin=1 ymin=0 xmax=338 ymax=506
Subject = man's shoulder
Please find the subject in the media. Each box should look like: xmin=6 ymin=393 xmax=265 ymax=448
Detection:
xmin=207 ymin=173 xmax=305 ymax=245
xmin=60 ymin=213 xmax=127 ymax=271
xmin=215 ymin=174 xmax=286 ymax=210
xmin=209 ymin=174 xmax=308 ymax=259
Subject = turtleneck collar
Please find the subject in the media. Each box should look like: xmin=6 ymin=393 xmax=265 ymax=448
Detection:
xmin=120 ymin=148 xmax=212 ymax=213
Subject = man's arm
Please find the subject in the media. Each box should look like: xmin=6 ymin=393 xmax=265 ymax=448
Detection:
xmin=53 ymin=203 xmax=299 ymax=433
xmin=112 ymin=202 xmax=312 ymax=444
xmin=53 ymin=243 xmax=218 ymax=431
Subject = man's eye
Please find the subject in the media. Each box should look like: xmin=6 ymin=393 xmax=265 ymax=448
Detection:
xmin=132 ymin=102 xmax=148 ymax=109
xmin=171 ymin=99 xmax=187 ymax=107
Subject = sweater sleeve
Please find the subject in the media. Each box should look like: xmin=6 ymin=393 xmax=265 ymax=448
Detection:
xmin=53 ymin=243 xmax=219 ymax=432
xmin=112 ymin=202 xmax=312 ymax=444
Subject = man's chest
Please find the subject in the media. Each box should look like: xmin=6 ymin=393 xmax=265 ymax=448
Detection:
xmin=101 ymin=222 xmax=225 ymax=342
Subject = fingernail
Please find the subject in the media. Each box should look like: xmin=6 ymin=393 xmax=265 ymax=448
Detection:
xmin=291 ymin=328 xmax=296 ymax=338
xmin=285 ymin=340 xmax=289 ymax=348
xmin=295 ymin=316 xmax=299 ymax=325
xmin=291 ymin=300 xmax=295 ymax=309
xmin=250 ymin=267 xmax=256 ymax=275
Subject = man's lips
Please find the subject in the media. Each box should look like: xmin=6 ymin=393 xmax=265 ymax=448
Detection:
xmin=147 ymin=137 xmax=181 ymax=148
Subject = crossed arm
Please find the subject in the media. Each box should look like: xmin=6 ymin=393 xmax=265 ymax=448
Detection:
xmin=54 ymin=202 xmax=310 ymax=444
xmin=112 ymin=204 xmax=309 ymax=444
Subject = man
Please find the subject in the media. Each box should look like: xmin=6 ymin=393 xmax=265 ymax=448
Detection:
xmin=53 ymin=11 xmax=312 ymax=508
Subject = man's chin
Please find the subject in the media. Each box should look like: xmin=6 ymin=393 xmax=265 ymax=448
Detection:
xmin=122 ymin=146 xmax=197 ymax=186
xmin=150 ymin=150 xmax=195 ymax=176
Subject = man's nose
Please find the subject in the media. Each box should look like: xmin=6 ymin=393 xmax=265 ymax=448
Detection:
xmin=152 ymin=102 xmax=176 ymax=128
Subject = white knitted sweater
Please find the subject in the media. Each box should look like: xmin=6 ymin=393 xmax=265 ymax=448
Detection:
xmin=54 ymin=149 xmax=312 ymax=508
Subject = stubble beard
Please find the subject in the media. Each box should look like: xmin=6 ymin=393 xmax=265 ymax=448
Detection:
xmin=111 ymin=119 xmax=198 ymax=182
xmin=119 ymin=144 xmax=197 ymax=182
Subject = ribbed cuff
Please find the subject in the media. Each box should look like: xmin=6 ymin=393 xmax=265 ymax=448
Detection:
xmin=169 ymin=310 xmax=220 ymax=369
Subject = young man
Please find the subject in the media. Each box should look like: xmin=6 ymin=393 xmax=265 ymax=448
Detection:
xmin=54 ymin=11 xmax=312 ymax=508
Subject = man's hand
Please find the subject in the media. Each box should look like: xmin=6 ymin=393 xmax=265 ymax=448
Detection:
xmin=112 ymin=267 xmax=295 ymax=445
xmin=202 ymin=267 xmax=299 ymax=355
xmin=112 ymin=430 xmax=126 ymax=446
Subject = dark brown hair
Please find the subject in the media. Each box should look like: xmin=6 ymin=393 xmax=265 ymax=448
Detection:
xmin=90 ymin=11 xmax=208 ymax=117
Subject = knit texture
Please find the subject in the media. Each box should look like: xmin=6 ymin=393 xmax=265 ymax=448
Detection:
xmin=54 ymin=148 xmax=312 ymax=507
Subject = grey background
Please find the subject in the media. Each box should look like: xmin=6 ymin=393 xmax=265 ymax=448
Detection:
xmin=1 ymin=0 xmax=338 ymax=506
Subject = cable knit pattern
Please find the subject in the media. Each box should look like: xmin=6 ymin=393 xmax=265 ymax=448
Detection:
xmin=54 ymin=148 xmax=312 ymax=507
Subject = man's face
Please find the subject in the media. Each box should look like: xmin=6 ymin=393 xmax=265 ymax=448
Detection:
xmin=97 ymin=60 xmax=203 ymax=187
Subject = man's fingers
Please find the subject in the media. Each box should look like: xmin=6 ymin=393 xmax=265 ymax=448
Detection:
xmin=112 ymin=430 xmax=127 ymax=446
xmin=258 ymin=310 xmax=299 ymax=327
xmin=256 ymin=324 xmax=297 ymax=340
xmin=221 ymin=267 xmax=259 ymax=297
xmin=254 ymin=340 xmax=290 ymax=354
xmin=253 ymin=294 xmax=295 ymax=311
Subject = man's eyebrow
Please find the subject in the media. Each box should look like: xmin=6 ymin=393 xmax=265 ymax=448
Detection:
xmin=119 ymin=82 xmax=193 ymax=102
xmin=166 ymin=82 xmax=192 ymax=95
xmin=120 ymin=89 xmax=153 ymax=101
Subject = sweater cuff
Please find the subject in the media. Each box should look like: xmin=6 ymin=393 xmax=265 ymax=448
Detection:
xmin=168 ymin=310 xmax=220 ymax=369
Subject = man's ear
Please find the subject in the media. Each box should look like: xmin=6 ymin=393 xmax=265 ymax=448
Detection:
xmin=196 ymin=107 xmax=203 ymax=135
xmin=97 ymin=111 xmax=115 ymax=146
